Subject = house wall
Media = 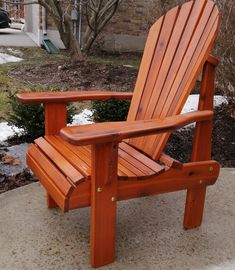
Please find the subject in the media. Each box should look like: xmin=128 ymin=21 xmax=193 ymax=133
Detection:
xmin=24 ymin=0 xmax=164 ymax=52
xmin=100 ymin=0 xmax=162 ymax=51
xmin=24 ymin=3 xmax=40 ymax=44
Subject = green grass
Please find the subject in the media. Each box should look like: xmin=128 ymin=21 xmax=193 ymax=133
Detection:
xmin=0 ymin=47 xmax=140 ymax=121
xmin=90 ymin=54 xmax=141 ymax=70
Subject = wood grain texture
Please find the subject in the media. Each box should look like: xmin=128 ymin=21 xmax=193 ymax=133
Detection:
xmin=60 ymin=111 xmax=213 ymax=146
xmin=184 ymin=60 xmax=217 ymax=229
xmin=127 ymin=0 xmax=219 ymax=160
xmin=67 ymin=160 xmax=220 ymax=210
xmin=90 ymin=142 xmax=118 ymax=267
xmin=17 ymin=91 xmax=133 ymax=104
xmin=159 ymin=153 xmax=183 ymax=169
xmin=117 ymin=160 xmax=220 ymax=201
xmin=45 ymin=103 xmax=67 ymax=136
xmin=21 ymin=0 xmax=221 ymax=267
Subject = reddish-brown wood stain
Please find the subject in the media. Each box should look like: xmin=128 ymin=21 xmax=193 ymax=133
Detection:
xmin=17 ymin=0 xmax=220 ymax=267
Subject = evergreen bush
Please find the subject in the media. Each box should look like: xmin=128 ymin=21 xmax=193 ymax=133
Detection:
xmin=8 ymin=91 xmax=75 ymax=141
xmin=92 ymin=99 xmax=130 ymax=122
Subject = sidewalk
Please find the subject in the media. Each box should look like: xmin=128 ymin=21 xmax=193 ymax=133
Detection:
xmin=0 ymin=28 xmax=37 ymax=47
xmin=0 ymin=168 xmax=234 ymax=270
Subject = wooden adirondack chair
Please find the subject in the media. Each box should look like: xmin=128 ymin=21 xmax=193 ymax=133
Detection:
xmin=17 ymin=0 xmax=220 ymax=267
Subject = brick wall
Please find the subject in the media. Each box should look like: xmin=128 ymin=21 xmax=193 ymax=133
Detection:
xmin=38 ymin=0 xmax=165 ymax=51
xmin=44 ymin=1 xmax=163 ymax=35
xmin=103 ymin=0 xmax=163 ymax=36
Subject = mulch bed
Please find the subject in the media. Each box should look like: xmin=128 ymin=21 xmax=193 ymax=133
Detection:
xmin=1 ymin=59 xmax=234 ymax=194
xmin=0 ymin=169 xmax=37 ymax=194
xmin=10 ymin=60 xmax=137 ymax=91
xmin=165 ymin=104 xmax=235 ymax=166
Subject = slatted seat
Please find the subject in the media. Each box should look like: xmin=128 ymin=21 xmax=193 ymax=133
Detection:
xmin=17 ymin=0 xmax=221 ymax=268
xmin=27 ymin=136 xmax=165 ymax=210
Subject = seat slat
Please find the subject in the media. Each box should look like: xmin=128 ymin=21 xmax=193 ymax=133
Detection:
xmin=118 ymin=148 xmax=155 ymax=175
xmin=27 ymin=153 xmax=69 ymax=212
xmin=35 ymin=137 xmax=85 ymax=186
xmin=119 ymin=142 xmax=164 ymax=174
xmin=55 ymin=136 xmax=92 ymax=170
xmin=28 ymin=144 xmax=74 ymax=197
xmin=56 ymin=136 xmax=131 ymax=177
xmin=118 ymin=155 xmax=145 ymax=177
xmin=45 ymin=135 xmax=91 ymax=177
xmin=32 ymin=136 xmax=165 ymax=180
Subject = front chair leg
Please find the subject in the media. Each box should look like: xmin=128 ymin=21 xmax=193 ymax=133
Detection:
xmin=46 ymin=193 xmax=58 ymax=208
xmin=183 ymin=187 xmax=206 ymax=229
xmin=90 ymin=142 xmax=118 ymax=268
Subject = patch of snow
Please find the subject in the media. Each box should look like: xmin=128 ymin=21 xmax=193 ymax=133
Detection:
xmin=6 ymin=48 xmax=23 ymax=57
xmin=70 ymin=109 xmax=93 ymax=126
xmin=0 ymin=53 xmax=23 ymax=64
xmin=0 ymin=122 xmax=23 ymax=142
xmin=123 ymin=64 xmax=134 ymax=68
xmin=0 ymin=96 xmax=227 ymax=143
xmin=181 ymin=94 xmax=227 ymax=114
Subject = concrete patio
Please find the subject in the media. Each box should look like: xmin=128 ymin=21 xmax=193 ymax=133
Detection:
xmin=0 ymin=168 xmax=234 ymax=270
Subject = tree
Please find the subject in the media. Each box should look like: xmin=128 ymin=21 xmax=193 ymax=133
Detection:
xmin=82 ymin=0 xmax=120 ymax=52
xmin=36 ymin=0 xmax=121 ymax=59
xmin=2 ymin=0 xmax=121 ymax=59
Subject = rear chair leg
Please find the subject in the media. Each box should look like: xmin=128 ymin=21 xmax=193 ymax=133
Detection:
xmin=183 ymin=187 xmax=206 ymax=229
xmin=184 ymin=60 xmax=216 ymax=229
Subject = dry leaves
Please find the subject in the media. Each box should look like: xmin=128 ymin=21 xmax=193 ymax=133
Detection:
xmin=1 ymin=155 xmax=21 ymax=166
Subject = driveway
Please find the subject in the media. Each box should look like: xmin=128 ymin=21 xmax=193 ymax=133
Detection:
xmin=0 ymin=28 xmax=37 ymax=47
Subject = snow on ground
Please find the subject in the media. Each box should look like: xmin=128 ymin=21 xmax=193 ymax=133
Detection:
xmin=70 ymin=109 xmax=93 ymax=126
xmin=181 ymin=94 xmax=227 ymax=114
xmin=0 ymin=122 xmax=23 ymax=142
xmin=5 ymin=48 xmax=23 ymax=57
xmin=0 ymin=53 xmax=23 ymax=64
xmin=0 ymin=109 xmax=93 ymax=142
xmin=0 ymin=96 xmax=227 ymax=143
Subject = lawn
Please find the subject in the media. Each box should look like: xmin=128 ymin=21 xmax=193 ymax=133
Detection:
xmin=0 ymin=46 xmax=140 ymax=121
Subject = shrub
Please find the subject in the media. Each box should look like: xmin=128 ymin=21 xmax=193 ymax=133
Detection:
xmin=8 ymin=91 xmax=75 ymax=142
xmin=91 ymin=99 xmax=130 ymax=122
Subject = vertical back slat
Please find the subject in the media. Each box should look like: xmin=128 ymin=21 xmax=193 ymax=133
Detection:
xmin=148 ymin=1 xmax=217 ymax=157
xmin=126 ymin=0 xmax=219 ymax=160
xmin=127 ymin=17 xmax=164 ymax=121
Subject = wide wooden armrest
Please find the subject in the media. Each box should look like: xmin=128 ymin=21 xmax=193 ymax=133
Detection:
xmin=16 ymin=90 xmax=133 ymax=104
xmin=60 ymin=110 xmax=213 ymax=146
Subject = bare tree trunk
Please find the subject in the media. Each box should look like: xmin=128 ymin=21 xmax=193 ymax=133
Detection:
xmin=21 ymin=0 xmax=121 ymax=58
xmin=38 ymin=0 xmax=83 ymax=61
xmin=54 ymin=15 xmax=83 ymax=61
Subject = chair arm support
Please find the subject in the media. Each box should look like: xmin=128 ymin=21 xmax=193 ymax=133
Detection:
xmin=207 ymin=54 xmax=219 ymax=67
xmin=60 ymin=111 xmax=213 ymax=146
xmin=16 ymin=90 xmax=133 ymax=104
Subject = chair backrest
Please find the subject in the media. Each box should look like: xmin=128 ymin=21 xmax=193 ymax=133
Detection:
xmin=127 ymin=0 xmax=220 ymax=160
